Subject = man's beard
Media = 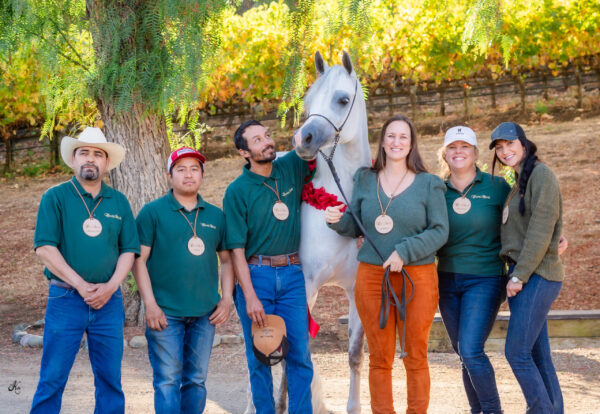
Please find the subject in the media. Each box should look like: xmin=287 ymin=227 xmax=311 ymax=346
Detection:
xmin=250 ymin=146 xmax=276 ymax=164
xmin=80 ymin=164 xmax=100 ymax=180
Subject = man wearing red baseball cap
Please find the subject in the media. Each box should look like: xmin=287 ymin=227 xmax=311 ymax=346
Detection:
xmin=133 ymin=147 xmax=234 ymax=413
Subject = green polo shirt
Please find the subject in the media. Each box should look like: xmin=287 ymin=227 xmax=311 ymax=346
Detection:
xmin=328 ymin=168 xmax=449 ymax=266
xmin=223 ymin=151 xmax=309 ymax=259
xmin=34 ymin=177 xmax=140 ymax=283
xmin=437 ymin=169 xmax=511 ymax=276
xmin=136 ymin=190 xmax=225 ymax=317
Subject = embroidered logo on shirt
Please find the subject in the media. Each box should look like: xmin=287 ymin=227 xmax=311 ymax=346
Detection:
xmin=104 ymin=213 xmax=122 ymax=220
xmin=200 ymin=222 xmax=216 ymax=229
xmin=471 ymin=195 xmax=491 ymax=199
xmin=282 ymin=188 xmax=294 ymax=197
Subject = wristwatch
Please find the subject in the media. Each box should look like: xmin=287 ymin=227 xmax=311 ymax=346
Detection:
xmin=511 ymin=276 xmax=522 ymax=284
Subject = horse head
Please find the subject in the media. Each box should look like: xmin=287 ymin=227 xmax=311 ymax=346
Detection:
xmin=295 ymin=51 xmax=367 ymax=161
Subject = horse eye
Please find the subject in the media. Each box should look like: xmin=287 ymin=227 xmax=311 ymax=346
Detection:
xmin=338 ymin=97 xmax=350 ymax=105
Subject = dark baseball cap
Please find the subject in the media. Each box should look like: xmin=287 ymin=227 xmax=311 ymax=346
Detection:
xmin=489 ymin=122 xmax=525 ymax=149
xmin=251 ymin=315 xmax=289 ymax=366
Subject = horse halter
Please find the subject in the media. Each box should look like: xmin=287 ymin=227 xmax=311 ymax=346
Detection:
xmin=305 ymin=79 xmax=359 ymax=162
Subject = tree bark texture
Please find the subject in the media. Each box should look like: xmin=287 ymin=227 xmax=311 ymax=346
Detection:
xmin=98 ymin=101 xmax=171 ymax=326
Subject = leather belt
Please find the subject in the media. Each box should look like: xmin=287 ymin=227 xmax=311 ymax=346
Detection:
xmin=248 ymin=252 xmax=300 ymax=267
xmin=50 ymin=279 xmax=74 ymax=290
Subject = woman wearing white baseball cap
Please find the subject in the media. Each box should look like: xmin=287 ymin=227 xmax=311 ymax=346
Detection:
xmin=436 ymin=126 xmax=510 ymax=414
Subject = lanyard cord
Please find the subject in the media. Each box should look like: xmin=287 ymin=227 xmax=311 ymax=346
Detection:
xmin=178 ymin=208 xmax=200 ymax=237
xmin=263 ymin=180 xmax=282 ymax=202
xmin=70 ymin=180 xmax=103 ymax=219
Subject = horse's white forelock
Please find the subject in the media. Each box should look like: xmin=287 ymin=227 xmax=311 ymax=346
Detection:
xmin=303 ymin=65 xmax=357 ymax=116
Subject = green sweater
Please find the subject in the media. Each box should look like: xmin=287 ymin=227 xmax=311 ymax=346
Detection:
xmin=328 ymin=168 xmax=449 ymax=266
xmin=500 ymin=162 xmax=564 ymax=283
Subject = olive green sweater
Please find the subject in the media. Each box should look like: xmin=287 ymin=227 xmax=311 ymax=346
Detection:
xmin=500 ymin=162 xmax=564 ymax=283
xmin=328 ymin=168 xmax=449 ymax=266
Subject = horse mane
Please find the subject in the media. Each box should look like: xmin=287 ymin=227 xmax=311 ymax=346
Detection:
xmin=303 ymin=65 xmax=355 ymax=115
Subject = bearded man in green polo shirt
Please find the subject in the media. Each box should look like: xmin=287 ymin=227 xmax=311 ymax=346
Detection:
xmin=133 ymin=147 xmax=234 ymax=414
xmin=31 ymin=127 xmax=140 ymax=414
xmin=223 ymin=120 xmax=313 ymax=413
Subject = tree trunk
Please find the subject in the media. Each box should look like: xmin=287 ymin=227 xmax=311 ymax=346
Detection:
xmin=98 ymin=100 xmax=171 ymax=326
xmin=542 ymin=71 xmax=549 ymax=101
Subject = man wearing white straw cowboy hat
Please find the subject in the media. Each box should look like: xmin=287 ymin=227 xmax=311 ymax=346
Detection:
xmin=30 ymin=127 xmax=140 ymax=414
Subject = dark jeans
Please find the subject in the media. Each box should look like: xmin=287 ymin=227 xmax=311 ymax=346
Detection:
xmin=505 ymin=272 xmax=563 ymax=414
xmin=31 ymin=285 xmax=125 ymax=414
xmin=438 ymin=272 xmax=506 ymax=414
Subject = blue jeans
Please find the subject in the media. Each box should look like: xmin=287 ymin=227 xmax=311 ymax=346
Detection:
xmin=505 ymin=272 xmax=563 ymax=414
xmin=145 ymin=314 xmax=215 ymax=414
xmin=234 ymin=262 xmax=313 ymax=414
xmin=438 ymin=272 xmax=506 ymax=414
xmin=31 ymin=285 xmax=125 ymax=414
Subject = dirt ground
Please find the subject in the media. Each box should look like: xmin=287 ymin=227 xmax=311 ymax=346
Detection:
xmin=0 ymin=116 xmax=599 ymax=413
xmin=2 ymin=342 xmax=600 ymax=413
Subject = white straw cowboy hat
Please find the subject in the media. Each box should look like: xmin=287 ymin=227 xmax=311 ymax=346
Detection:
xmin=60 ymin=127 xmax=126 ymax=171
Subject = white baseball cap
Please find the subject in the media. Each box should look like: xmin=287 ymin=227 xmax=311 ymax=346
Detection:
xmin=444 ymin=126 xmax=477 ymax=147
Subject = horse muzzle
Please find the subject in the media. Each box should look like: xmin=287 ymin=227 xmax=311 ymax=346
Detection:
xmin=294 ymin=118 xmax=336 ymax=160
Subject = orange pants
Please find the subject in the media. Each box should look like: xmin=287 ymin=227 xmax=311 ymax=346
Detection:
xmin=355 ymin=262 xmax=439 ymax=414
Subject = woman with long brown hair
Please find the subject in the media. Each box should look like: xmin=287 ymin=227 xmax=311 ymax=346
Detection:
xmin=325 ymin=115 xmax=448 ymax=413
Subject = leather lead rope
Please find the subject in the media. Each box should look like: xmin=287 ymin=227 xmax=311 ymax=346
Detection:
xmin=319 ymin=155 xmax=414 ymax=359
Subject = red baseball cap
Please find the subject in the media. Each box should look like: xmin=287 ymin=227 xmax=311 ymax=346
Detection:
xmin=167 ymin=147 xmax=206 ymax=172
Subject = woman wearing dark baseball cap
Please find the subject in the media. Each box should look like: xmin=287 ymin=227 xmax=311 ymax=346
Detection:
xmin=490 ymin=121 xmax=564 ymax=413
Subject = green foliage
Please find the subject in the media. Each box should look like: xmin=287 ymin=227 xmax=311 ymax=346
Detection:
xmin=126 ymin=272 xmax=138 ymax=294
xmin=502 ymin=166 xmax=516 ymax=186
xmin=21 ymin=160 xmax=51 ymax=177
xmin=534 ymin=100 xmax=548 ymax=114
xmin=2 ymin=0 xmax=599 ymax=138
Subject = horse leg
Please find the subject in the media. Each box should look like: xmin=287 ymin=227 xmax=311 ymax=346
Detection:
xmin=275 ymin=360 xmax=288 ymax=414
xmin=346 ymin=288 xmax=365 ymax=414
xmin=244 ymin=371 xmax=256 ymax=414
xmin=311 ymin=359 xmax=329 ymax=414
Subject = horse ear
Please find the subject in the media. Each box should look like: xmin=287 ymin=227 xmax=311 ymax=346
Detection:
xmin=342 ymin=51 xmax=353 ymax=75
xmin=315 ymin=51 xmax=328 ymax=76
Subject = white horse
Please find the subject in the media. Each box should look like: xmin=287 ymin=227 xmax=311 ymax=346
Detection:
xmin=243 ymin=51 xmax=370 ymax=414
xmin=295 ymin=51 xmax=371 ymax=414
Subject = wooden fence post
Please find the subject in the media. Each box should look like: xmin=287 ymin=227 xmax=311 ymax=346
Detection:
xmin=409 ymin=83 xmax=418 ymax=120
xmin=439 ymin=81 xmax=446 ymax=116
xmin=462 ymin=81 xmax=470 ymax=118
xmin=489 ymin=78 xmax=497 ymax=110
xmin=514 ymin=75 xmax=526 ymax=114
xmin=49 ymin=135 xmax=59 ymax=167
xmin=542 ymin=69 xmax=549 ymax=101
xmin=575 ymin=65 xmax=583 ymax=109
xmin=3 ymin=136 xmax=13 ymax=173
